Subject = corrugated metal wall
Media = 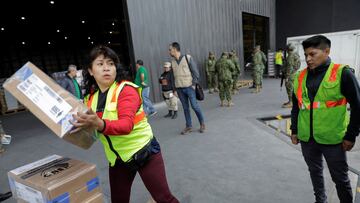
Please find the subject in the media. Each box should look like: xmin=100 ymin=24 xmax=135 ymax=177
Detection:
xmin=126 ymin=0 xmax=276 ymax=102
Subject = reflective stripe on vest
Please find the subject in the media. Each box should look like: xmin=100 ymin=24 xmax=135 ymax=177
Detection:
xmin=296 ymin=64 xmax=347 ymax=110
xmin=84 ymin=81 xmax=153 ymax=166
xmin=86 ymin=82 xmax=146 ymax=125
xmin=294 ymin=62 xmax=349 ymax=144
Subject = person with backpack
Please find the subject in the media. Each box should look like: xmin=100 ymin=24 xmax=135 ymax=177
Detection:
xmin=282 ymin=44 xmax=301 ymax=108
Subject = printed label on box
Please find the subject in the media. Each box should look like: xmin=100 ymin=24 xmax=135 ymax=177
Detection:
xmin=17 ymin=74 xmax=72 ymax=123
xmin=60 ymin=113 xmax=76 ymax=137
xmin=14 ymin=181 xmax=45 ymax=203
xmin=10 ymin=155 xmax=62 ymax=175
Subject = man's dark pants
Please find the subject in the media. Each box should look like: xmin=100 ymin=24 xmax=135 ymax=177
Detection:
xmin=301 ymin=139 xmax=353 ymax=203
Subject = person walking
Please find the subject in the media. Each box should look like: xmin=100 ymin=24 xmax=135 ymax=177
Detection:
xmin=134 ymin=60 xmax=157 ymax=116
xmin=169 ymin=42 xmax=205 ymax=135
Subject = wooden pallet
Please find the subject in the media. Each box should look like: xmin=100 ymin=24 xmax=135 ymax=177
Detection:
xmin=0 ymin=89 xmax=28 ymax=115
xmin=1 ymin=107 xmax=27 ymax=115
xmin=236 ymin=80 xmax=253 ymax=88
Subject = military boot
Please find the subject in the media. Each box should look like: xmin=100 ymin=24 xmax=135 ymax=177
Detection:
xmin=214 ymin=88 xmax=219 ymax=92
xmin=209 ymin=88 xmax=214 ymax=94
xmin=227 ymin=100 xmax=234 ymax=107
xmin=164 ymin=110 xmax=173 ymax=118
xmin=171 ymin=111 xmax=178 ymax=119
xmin=220 ymin=100 xmax=225 ymax=107
xmin=252 ymin=86 xmax=260 ymax=93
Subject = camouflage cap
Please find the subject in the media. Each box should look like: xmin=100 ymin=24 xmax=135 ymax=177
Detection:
xmin=287 ymin=44 xmax=296 ymax=51
xmin=163 ymin=62 xmax=171 ymax=68
xmin=221 ymin=52 xmax=229 ymax=57
xmin=209 ymin=51 xmax=215 ymax=56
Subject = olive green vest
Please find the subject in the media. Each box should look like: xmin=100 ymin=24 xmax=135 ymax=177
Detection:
xmin=293 ymin=63 xmax=349 ymax=144
xmin=84 ymin=81 xmax=153 ymax=166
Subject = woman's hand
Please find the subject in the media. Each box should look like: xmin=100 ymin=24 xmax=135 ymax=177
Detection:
xmin=70 ymin=109 xmax=104 ymax=133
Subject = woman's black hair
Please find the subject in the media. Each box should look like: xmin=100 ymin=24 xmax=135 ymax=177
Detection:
xmin=83 ymin=45 xmax=130 ymax=95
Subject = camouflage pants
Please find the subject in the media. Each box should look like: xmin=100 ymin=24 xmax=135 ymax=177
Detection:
xmin=253 ymin=65 xmax=264 ymax=86
xmin=219 ymin=80 xmax=233 ymax=101
xmin=163 ymin=91 xmax=178 ymax=111
xmin=285 ymin=74 xmax=295 ymax=101
xmin=232 ymin=73 xmax=239 ymax=90
xmin=207 ymin=72 xmax=218 ymax=89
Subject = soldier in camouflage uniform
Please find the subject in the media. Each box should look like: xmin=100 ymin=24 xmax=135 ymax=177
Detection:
xmin=205 ymin=52 xmax=218 ymax=94
xmin=229 ymin=50 xmax=241 ymax=94
xmin=252 ymin=45 xmax=266 ymax=93
xmin=282 ymin=44 xmax=301 ymax=108
xmin=215 ymin=52 xmax=235 ymax=107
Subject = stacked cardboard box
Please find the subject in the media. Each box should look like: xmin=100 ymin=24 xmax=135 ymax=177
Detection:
xmin=0 ymin=89 xmax=26 ymax=114
xmin=8 ymin=155 xmax=103 ymax=203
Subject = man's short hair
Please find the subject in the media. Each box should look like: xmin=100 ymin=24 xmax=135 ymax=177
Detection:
xmin=67 ymin=64 xmax=77 ymax=72
xmin=136 ymin=59 xmax=144 ymax=66
xmin=170 ymin=42 xmax=181 ymax=51
xmin=302 ymin=35 xmax=331 ymax=50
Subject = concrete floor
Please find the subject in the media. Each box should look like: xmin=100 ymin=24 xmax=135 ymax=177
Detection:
xmin=0 ymin=78 xmax=359 ymax=203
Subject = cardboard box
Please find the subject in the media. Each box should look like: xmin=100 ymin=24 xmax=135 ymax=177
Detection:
xmin=3 ymin=62 xmax=95 ymax=149
xmin=83 ymin=192 xmax=104 ymax=203
xmin=8 ymin=155 xmax=103 ymax=203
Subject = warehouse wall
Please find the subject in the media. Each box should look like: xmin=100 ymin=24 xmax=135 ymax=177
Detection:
xmin=276 ymin=0 xmax=360 ymax=49
xmin=126 ymin=0 xmax=276 ymax=102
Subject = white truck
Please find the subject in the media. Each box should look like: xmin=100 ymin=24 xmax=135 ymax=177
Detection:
xmin=286 ymin=29 xmax=360 ymax=79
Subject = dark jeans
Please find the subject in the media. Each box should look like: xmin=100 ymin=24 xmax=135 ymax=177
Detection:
xmin=109 ymin=152 xmax=179 ymax=203
xmin=275 ymin=64 xmax=282 ymax=78
xmin=301 ymin=139 xmax=353 ymax=203
xmin=176 ymin=86 xmax=205 ymax=128
xmin=142 ymin=87 xmax=156 ymax=115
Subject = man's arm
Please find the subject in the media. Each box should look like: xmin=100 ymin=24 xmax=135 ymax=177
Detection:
xmin=291 ymin=92 xmax=299 ymax=135
xmin=188 ymin=56 xmax=200 ymax=85
xmin=205 ymin=60 xmax=209 ymax=75
xmin=290 ymin=92 xmax=300 ymax=144
xmin=341 ymin=68 xmax=360 ymax=143
xmin=60 ymin=78 xmax=69 ymax=90
xmin=140 ymin=73 xmax=146 ymax=86
xmin=170 ymin=70 xmax=176 ymax=92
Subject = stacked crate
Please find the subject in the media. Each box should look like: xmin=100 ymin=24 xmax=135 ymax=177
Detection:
xmin=0 ymin=78 xmax=26 ymax=115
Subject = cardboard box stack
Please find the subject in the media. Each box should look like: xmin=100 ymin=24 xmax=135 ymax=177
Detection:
xmin=8 ymin=155 xmax=104 ymax=203
xmin=3 ymin=62 xmax=95 ymax=149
